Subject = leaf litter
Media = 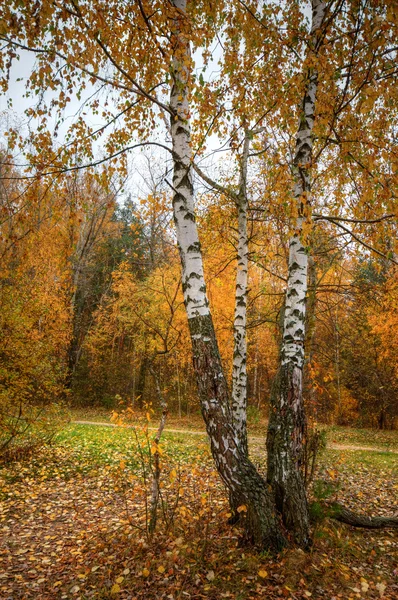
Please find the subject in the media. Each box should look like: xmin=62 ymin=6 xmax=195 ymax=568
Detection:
xmin=0 ymin=425 xmax=396 ymax=599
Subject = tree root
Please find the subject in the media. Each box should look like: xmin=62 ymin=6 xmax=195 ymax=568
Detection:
xmin=329 ymin=503 xmax=398 ymax=529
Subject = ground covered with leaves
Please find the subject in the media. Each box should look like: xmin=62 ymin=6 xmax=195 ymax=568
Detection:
xmin=0 ymin=423 xmax=397 ymax=599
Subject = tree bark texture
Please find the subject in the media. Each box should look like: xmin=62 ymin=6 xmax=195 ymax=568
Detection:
xmin=267 ymin=0 xmax=327 ymax=548
xmin=231 ymin=132 xmax=251 ymax=457
xmin=170 ymin=0 xmax=285 ymax=551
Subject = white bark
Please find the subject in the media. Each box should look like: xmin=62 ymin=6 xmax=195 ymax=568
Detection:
xmin=169 ymin=0 xmax=209 ymax=321
xmin=281 ymin=0 xmax=326 ymax=373
xmin=231 ymin=133 xmax=250 ymax=454
xmin=267 ymin=0 xmax=327 ymax=547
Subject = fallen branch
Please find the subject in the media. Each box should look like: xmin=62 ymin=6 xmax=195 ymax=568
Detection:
xmin=329 ymin=503 xmax=398 ymax=529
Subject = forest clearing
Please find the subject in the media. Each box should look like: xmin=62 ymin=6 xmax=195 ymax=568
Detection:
xmin=1 ymin=418 xmax=397 ymax=600
xmin=1 ymin=0 xmax=398 ymax=598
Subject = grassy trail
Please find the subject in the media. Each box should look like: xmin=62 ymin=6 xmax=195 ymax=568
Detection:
xmin=73 ymin=420 xmax=398 ymax=453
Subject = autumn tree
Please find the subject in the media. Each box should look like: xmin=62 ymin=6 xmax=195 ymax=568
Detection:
xmin=0 ymin=171 xmax=71 ymax=453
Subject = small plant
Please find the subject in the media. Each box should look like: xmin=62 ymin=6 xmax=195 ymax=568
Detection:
xmin=309 ymin=478 xmax=341 ymax=524
xmin=302 ymin=424 xmax=327 ymax=488
xmin=0 ymin=399 xmax=69 ymax=462
xmin=246 ymin=405 xmax=261 ymax=425
xmin=111 ymin=390 xmax=184 ymax=540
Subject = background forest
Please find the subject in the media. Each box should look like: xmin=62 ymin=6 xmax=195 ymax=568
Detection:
xmin=1 ymin=146 xmax=397 ymax=440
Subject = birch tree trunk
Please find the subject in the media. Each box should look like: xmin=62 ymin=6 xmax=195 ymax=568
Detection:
xmin=231 ymin=133 xmax=250 ymax=456
xmin=169 ymin=0 xmax=285 ymax=551
xmin=267 ymin=0 xmax=327 ymax=548
xmin=304 ymin=255 xmax=318 ymax=419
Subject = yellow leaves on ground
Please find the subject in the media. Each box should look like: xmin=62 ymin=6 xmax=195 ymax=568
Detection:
xmin=258 ymin=569 xmax=268 ymax=578
xmin=1 ymin=425 xmax=397 ymax=599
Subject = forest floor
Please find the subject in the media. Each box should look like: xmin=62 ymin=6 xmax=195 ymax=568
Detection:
xmin=0 ymin=417 xmax=397 ymax=600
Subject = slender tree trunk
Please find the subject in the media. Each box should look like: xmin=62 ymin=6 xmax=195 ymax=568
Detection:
xmin=169 ymin=0 xmax=285 ymax=550
xmin=334 ymin=304 xmax=342 ymax=423
xmin=231 ymin=132 xmax=250 ymax=456
xmin=148 ymin=364 xmax=168 ymax=535
xmin=267 ymin=0 xmax=327 ymax=548
xmin=136 ymin=355 xmax=148 ymax=410
xmin=304 ymin=256 xmax=318 ymax=419
xmin=176 ymin=356 xmax=181 ymax=418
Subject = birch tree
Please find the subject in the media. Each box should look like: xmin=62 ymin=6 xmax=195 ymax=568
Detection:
xmin=194 ymin=128 xmax=258 ymax=456
xmin=168 ymin=0 xmax=285 ymax=549
xmin=230 ymin=133 xmax=250 ymax=456
xmin=266 ymin=0 xmax=327 ymax=547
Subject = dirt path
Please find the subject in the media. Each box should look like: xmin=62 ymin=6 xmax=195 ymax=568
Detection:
xmin=72 ymin=421 xmax=398 ymax=454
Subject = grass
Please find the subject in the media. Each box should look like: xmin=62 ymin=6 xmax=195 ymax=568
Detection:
xmin=70 ymin=406 xmax=398 ymax=450
xmin=324 ymin=425 xmax=398 ymax=450
xmin=56 ymin=423 xmax=210 ymax=470
xmin=1 ymin=419 xmax=397 ymax=599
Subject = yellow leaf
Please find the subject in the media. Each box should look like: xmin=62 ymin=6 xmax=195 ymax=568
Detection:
xmin=258 ymin=570 xmax=268 ymax=578
xmin=361 ymin=579 xmax=369 ymax=593
xmin=111 ymin=583 xmax=121 ymax=594
xmin=237 ymin=504 xmax=247 ymax=513
xmin=376 ymin=582 xmax=386 ymax=597
xmin=116 ymin=576 xmax=124 ymax=583
xmin=142 ymin=568 xmax=150 ymax=578
xmin=157 ymin=566 xmax=165 ymax=574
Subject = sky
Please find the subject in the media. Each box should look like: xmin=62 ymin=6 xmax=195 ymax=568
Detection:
xmin=0 ymin=41 xmax=227 ymax=205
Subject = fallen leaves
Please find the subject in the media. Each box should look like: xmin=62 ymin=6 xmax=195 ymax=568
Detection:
xmin=258 ymin=569 xmax=268 ymax=578
xmin=0 ymin=425 xmax=397 ymax=599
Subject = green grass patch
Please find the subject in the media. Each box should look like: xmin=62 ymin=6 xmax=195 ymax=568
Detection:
xmin=325 ymin=424 xmax=398 ymax=450
xmin=52 ymin=423 xmax=211 ymax=478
